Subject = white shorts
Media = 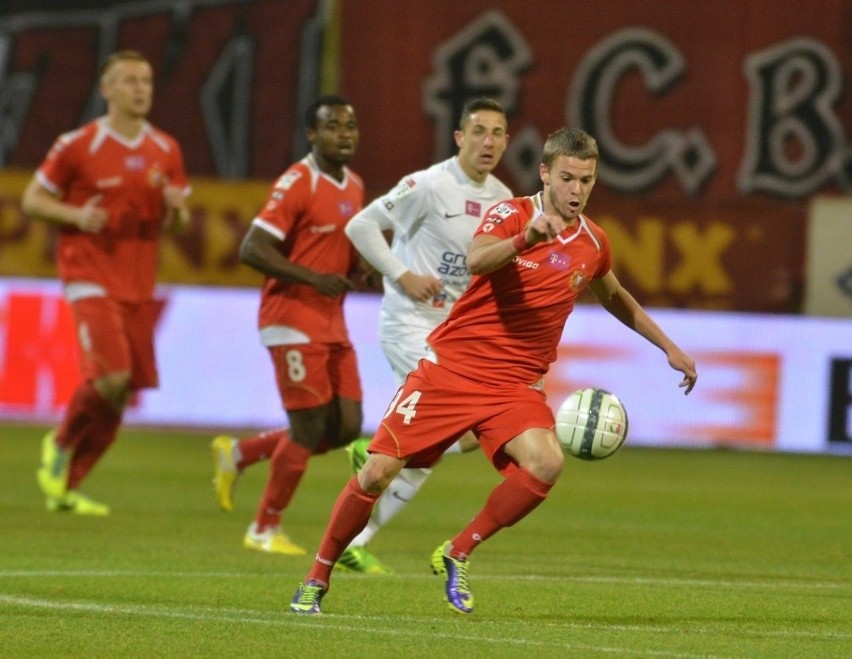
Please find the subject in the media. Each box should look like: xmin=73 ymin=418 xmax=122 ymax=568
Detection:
xmin=379 ymin=324 xmax=431 ymax=385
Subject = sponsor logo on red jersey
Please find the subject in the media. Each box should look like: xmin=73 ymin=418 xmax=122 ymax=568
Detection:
xmin=126 ymin=155 xmax=147 ymax=171
xmin=548 ymin=251 xmax=571 ymax=270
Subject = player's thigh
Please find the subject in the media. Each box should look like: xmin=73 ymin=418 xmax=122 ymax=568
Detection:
xmin=476 ymin=387 xmax=557 ymax=475
xmin=269 ymin=343 xmax=333 ymax=410
xmin=70 ymin=296 xmax=132 ymax=381
xmin=122 ymin=299 xmax=161 ymax=390
xmin=329 ymin=396 xmax=362 ymax=448
xmin=371 ymin=361 xmax=477 ymax=468
xmin=328 ymin=342 xmax=362 ymax=403
xmin=286 ymin=404 xmax=332 ymax=450
xmin=326 ymin=343 xmax=363 ymax=446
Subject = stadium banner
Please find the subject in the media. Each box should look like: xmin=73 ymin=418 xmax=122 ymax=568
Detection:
xmin=593 ymin=198 xmax=804 ymax=313
xmin=1 ymin=168 xmax=802 ymax=309
xmin=0 ymin=170 xmax=269 ymax=286
xmin=3 ymin=0 xmax=851 ymax=313
xmin=804 ymin=196 xmax=852 ymax=317
xmin=1 ymin=278 xmax=849 ymax=454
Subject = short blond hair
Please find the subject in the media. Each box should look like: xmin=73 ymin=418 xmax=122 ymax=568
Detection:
xmin=542 ymin=127 xmax=598 ymax=169
xmin=100 ymin=50 xmax=150 ymax=83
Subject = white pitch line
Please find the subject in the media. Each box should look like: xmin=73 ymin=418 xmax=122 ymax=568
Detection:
xmin=0 ymin=569 xmax=848 ymax=593
xmin=1 ymin=588 xmax=850 ymax=646
xmin=0 ymin=594 xmax=719 ymax=658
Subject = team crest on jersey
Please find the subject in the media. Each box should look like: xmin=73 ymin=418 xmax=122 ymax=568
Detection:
xmin=386 ymin=178 xmax=416 ymax=207
xmin=568 ymin=269 xmax=588 ymax=291
xmin=491 ymin=203 xmax=515 ymax=218
xmin=274 ymin=170 xmax=301 ymax=190
xmin=339 ymin=200 xmax=355 ymax=217
xmin=146 ymin=163 xmax=163 ymax=186
xmin=465 ymin=200 xmax=481 ymax=216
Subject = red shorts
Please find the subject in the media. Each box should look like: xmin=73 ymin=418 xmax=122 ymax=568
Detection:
xmin=370 ymin=359 xmax=555 ymax=473
xmin=70 ymin=296 xmax=161 ymax=390
xmin=269 ymin=342 xmax=362 ymax=411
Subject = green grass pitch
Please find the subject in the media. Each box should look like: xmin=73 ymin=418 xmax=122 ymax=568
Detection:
xmin=1 ymin=423 xmax=850 ymax=657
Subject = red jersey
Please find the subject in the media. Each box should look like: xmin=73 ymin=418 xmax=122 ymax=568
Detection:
xmin=254 ymin=154 xmax=364 ymax=343
xmin=36 ymin=117 xmax=189 ymax=302
xmin=427 ymin=192 xmax=611 ymax=386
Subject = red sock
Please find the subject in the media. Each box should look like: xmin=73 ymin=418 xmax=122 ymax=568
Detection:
xmin=236 ymin=428 xmax=287 ymax=470
xmin=56 ymin=381 xmax=108 ymax=452
xmin=307 ymin=476 xmax=380 ymax=586
xmin=67 ymin=408 xmax=121 ymax=490
xmin=56 ymin=382 xmax=122 ymax=490
xmin=253 ymin=438 xmax=312 ymax=530
xmin=450 ymin=468 xmax=553 ymax=558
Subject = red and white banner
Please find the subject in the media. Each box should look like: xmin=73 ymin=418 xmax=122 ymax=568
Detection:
xmin=1 ymin=278 xmax=849 ymax=453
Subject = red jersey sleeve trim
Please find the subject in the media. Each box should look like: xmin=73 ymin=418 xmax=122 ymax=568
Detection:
xmin=252 ymin=217 xmax=285 ymax=241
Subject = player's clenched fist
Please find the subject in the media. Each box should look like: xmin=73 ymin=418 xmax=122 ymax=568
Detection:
xmin=74 ymin=194 xmax=109 ymax=233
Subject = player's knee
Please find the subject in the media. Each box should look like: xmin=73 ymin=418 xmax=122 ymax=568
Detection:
xmin=540 ymin=448 xmax=564 ymax=481
xmin=286 ymin=408 xmax=326 ymax=449
xmin=336 ymin=413 xmax=362 ymax=445
xmin=93 ymin=371 xmax=132 ymax=410
xmin=524 ymin=442 xmax=564 ymax=482
xmin=457 ymin=432 xmax=480 ymax=453
xmin=359 ymin=455 xmax=402 ymax=494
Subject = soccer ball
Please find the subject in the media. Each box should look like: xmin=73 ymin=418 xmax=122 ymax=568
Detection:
xmin=555 ymin=387 xmax=628 ymax=460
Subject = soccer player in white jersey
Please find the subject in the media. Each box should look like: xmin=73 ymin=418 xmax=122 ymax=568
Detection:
xmin=339 ymin=97 xmax=511 ymax=573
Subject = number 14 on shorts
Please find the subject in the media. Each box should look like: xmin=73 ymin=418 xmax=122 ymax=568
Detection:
xmin=384 ymin=389 xmax=421 ymax=425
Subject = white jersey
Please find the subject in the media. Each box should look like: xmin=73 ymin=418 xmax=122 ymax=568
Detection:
xmin=346 ymin=156 xmax=511 ymax=380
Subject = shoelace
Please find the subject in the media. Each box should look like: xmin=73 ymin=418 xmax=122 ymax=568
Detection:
xmin=449 ymin=556 xmax=471 ymax=594
xmin=296 ymin=583 xmax=323 ymax=606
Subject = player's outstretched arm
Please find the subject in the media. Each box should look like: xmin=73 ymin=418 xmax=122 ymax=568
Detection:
xmin=589 ymin=271 xmax=697 ymax=394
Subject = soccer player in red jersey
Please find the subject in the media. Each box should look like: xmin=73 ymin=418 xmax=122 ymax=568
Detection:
xmin=22 ymin=50 xmax=190 ymax=516
xmin=221 ymin=96 xmax=365 ymax=555
xmin=291 ymin=127 xmax=698 ymax=614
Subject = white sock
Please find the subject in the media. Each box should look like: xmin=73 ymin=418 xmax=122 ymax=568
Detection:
xmin=349 ymin=468 xmax=432 ymax=546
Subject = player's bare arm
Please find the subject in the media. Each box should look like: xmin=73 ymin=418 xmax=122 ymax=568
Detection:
xmin=22 ymin=179 xmax=108 ymax=233
xmin=239 ymin=223 xmax=354 ymax=297
xmin=590 ymin=271 xmax=698 ymax=394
